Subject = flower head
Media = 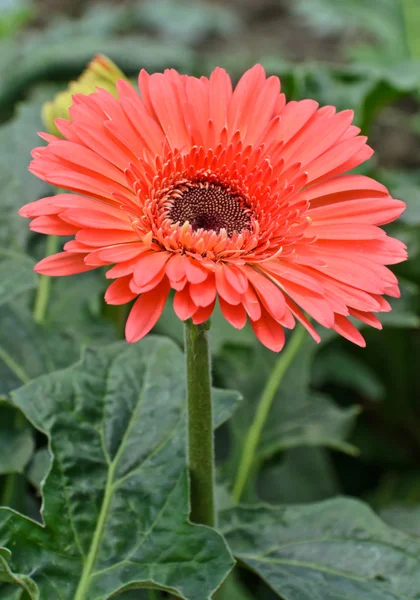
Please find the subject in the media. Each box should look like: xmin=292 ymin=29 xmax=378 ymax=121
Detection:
xmin=20 ymin=65 xmax=407 ymax=351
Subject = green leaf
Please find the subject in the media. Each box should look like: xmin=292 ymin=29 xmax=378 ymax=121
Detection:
xmin=0 ymin=251 xmax=37 ymax=308
xmin=138 ymin=0 xmax=242 ymax=44
xmin=380 ymin=505 xmax=420 ymax=538
xmin=313 ymin=348 xmax=386 ymax=401
xmin=47 ymin=270 xmax=117 ymax=344
xmin=222 ymin=498 xmax=420 ymax=600
xmin=0 ymin=304 xmax=79 ymax=395
xmin=0 ymin=36 xmax=193 ymax=109
xmin=26 ymin=448 xmax=50 ymax=491
xmin=0 ymin=165 xmax=32 ymax=251
xmin=0 ymin=400 xmax=34 ymax=475
xmin=0 ymin=337 xmax=237 ymax=599
xmin=218 ymin=335 xmax=359 ymax=494
xmin=257 ymin=448 xmax=340 ymax=504
xmin=290 ymin=0 xmax=409 ymax=64
xmin=0 ymin=89 xmax=51 ymax=205
xmin=0 ymin=548 xmax=38 ymax=600
xmin=213 ymin=570 xmax=254 ymax=600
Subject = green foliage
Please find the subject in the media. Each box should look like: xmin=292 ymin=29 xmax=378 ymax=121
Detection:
xmin=291 ymin=0 xmax=409 ymax=64
xmin=222 ymin=498 xmax=420 ymax=600
xmin=0 ymin=338 xmax=237 ymax=599
xmin=0 ymin=0 xmax=33 ymax=39
xmin=0 ymin=251 xmax=37 ymax=307
xmin=217 ymin=336 xmax=359 ymax=501
xmin=0 ymin=400 xmax=33 ymax=476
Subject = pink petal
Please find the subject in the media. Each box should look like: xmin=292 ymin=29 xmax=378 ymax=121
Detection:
xmin=250 ymin=308 xmax=286 ymax=352
xmin=173 ymin=286 xmax=197 ymax=320
xmin=133 ymin=251 xmax=171 ymax=287
xmin=125 ymin=278 xmax=170 ymax=343
xmin=219 ymin=297 xmax=247 ymax=329
xmin=105 ymin=276 xmax=137 ymax=305
xmin=34 ymin=252 xmax=96 ymax=276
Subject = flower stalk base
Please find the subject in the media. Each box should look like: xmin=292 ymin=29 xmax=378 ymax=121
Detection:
xmin=184 ymin=319 xmax=215 ymax=527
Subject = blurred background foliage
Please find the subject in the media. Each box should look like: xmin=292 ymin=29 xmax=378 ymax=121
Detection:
xmin=0 ymin=0 xmax=419 ymax=597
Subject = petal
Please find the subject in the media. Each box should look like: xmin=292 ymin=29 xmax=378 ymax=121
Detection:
xmin=192 ymin=300 xmax=216 ymax=325
xmin=349 ymin=308 xmax=383 ymax=329
xmin=241 ymin=285 xmax=262 ymax=321
xmin=125 ymin=278 xmax=170 ymax=343
xmin=285 ymin=297 xmax=321 ymax=343
xmin=189 ymin=275 xmax=217 ymax=307
xmin=250 ymin=308 xmax=286 ymax=352
xmin=61 ymin=208 xmax=132 ymax=230
xmin=133 ymin=251 xmax=171 ymax=288
xmin=166 ymin=253 xmax=187 ymax=282
xmin=105 ymin=276 xmax=137 ymax=305
xmin=95 ymin=242 xmax=145 ymax=263
xmin=333 ymin=314 xmax=366 ymax=347
xmin=219 ymin=297 xmax=247 ymax=329
xmin=34 ymin=252 xmax=96 ymax=276
xmin=223 ymin=264 xmax=248 ymax=294
xmin=19 ymin=194 xmax=66 ymax=218
xmin=215 ymin=264 xmax=242 ymax=305
xmin=76 ymin=228 xmax=139 ymax=246
xmin=279 ymin=279 xmax=335 ymax=328
xmin=173 ymin=286 xmax=197 ymax=320
xmin=185 ymin=257 xmax=209 ymax=283
xmin=244 ymin=266 xmax=286 ymax=321
xmin=30 ymin=215 xmax=79 ymax=236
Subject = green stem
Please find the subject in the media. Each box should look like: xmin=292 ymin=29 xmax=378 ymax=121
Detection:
xmin=33 ymin=235 xmax=59 ymax=324
xmin=402 ymin=0 xmax=420 ymax=58
xmin=232 ymin=326 xmax=306 ymax=503
xmin=1 ymin=473 xmax=16 ymax=507
xmin=184 ymin=319 xmax=215 ymax=527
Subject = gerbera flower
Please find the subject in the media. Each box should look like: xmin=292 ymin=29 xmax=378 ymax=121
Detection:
xmin=20 ymin=65 xmax=407 ymax=351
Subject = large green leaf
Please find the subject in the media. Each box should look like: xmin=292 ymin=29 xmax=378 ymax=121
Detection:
xmin=0 ymin=36 xmax=193 ymax=109
xmin=0 ymin=165 xmax=32 ymax=251
xmin=0 ymin=400 xmax=33 ymax=476
xmin=290 ymin=0 xmax=408 ymax=64
xmin=0 ymin=304 xmax=79 ymax=395
xmin=0 ymin=251 xmax=37 ymax=308
xmin=222 ymin=498 xmax=420 ymax=600
xmin=47 ymin=270 xmax=118 ymax=344
xmin=380 ymin=505 xmax=420 ymax=538
xmin=0 ymin=89 xmax=51 ymax=205
xmin=0 ymin=337 xmax=238 ymax=599
xmin=257 ymin=448 xmax=340 ymax=505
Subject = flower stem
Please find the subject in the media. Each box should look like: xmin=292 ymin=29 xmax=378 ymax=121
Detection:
xmin=184 ymin=319 xmax=215 ymax=527
xmin=1 ymin=473 xmax=16 ymax=507
xmin=232 ymin=326 xmax=306 ymax=503
xmin=33 ymin=235 xmax=59 ymax=324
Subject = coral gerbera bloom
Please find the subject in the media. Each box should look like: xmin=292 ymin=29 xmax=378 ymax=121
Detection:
xmin=20 ymin=65 xmax=407 ymax=351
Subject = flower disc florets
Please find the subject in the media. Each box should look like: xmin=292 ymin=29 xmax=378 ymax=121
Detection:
xmin=20 ymin=65 xmax=407 ymax=351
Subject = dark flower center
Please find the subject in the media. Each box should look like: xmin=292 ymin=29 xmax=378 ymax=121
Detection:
xmin=168 ymin=182 xmax=251 ymax=236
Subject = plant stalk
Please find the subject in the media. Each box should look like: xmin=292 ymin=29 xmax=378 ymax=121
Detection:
xmin=33 ymin=235 xmax=59 ymax=324
xmin=1 ymin=473 xmax=16 ymax=507
xmin=184 ymin=319 xmax=215 ymax=527
xmin=232 ymin=326 xmax=306 ymax=503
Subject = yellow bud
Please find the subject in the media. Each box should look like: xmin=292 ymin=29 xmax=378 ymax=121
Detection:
xmin=41 ymin=54 xmax=128 ymax=137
